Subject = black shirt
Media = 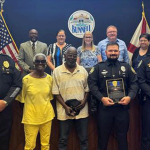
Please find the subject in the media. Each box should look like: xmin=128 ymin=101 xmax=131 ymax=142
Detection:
xmin=137 ymin=55 xmax=150 ymax=97
xmin=88 ymin=59 xmax=138 ymax=102
xmin=0 ymin=54 xmax=22 ymax=104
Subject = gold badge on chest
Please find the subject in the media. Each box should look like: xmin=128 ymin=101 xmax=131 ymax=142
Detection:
xmin=3 ymin=61 xmax=9 ymax=68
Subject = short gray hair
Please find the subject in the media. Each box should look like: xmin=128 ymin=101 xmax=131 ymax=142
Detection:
xmin=106 ymin=25 xmax=117 ymax=33
xmin=33 ymin=53 xmax=47 ymax=62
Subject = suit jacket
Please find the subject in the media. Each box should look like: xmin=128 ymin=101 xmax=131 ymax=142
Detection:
xmin=18 ymin=41 xmax=47 ymax=76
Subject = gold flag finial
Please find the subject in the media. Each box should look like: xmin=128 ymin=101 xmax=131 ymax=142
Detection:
xmin=142 ymin=1 xmax=144 ymax=13
xmin=0 ymin=0 xmax=5 ymax=13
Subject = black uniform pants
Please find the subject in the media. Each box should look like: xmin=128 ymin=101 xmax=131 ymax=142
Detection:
xmin=0 ymin=105 xmax=12 ymax=150
xmin=98 ymin=105 xmax=129 ymax=150
xmin=58 ymin=117 xmax=88 ymax=150
xmin=141 ymin=98 xmax=150 ymax=150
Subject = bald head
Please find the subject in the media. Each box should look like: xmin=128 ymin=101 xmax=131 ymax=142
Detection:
xmin=29 ymin=29 xmax=38 ymax=42
xmin=66 ymin=46 xmax=77 ymax=55
xmin=65 ymin=47 xmax=77 ymax=68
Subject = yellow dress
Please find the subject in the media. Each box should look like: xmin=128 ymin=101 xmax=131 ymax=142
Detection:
xmin=16 ymin=74 xmax=55 ymax=125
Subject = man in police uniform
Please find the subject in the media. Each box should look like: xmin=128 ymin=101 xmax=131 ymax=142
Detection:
xmin=0 ymin=54 xmax=22 ymax=150
xmin=88 ymin=42 xmax=138 ymax=150
xmin=137 ymin=55 xmax=150 ymax=150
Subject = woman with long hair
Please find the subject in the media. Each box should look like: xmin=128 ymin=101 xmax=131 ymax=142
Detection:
xmin=77 ymin=31 xmax=101 ymax=72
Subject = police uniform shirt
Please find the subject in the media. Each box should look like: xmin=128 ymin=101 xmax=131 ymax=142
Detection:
xmin=88 ymin=60 xmax=138 ymax=102
xmin=137 ymin=55 xmax=150 ymax=97
xmin=0 ymin=54 xmax=22 ymax=104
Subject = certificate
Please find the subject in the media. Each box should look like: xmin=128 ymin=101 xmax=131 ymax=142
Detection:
xmin=106 ymin=78 xmax=125 ymax=103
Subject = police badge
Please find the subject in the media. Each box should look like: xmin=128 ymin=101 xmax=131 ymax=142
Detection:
xmin=3 ymin=61 xmax=9 ymax=68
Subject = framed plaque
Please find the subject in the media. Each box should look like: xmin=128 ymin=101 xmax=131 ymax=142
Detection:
xmin=106 ymin=78 xmax=125 ymax=103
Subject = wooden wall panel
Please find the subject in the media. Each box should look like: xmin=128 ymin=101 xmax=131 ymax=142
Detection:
xmin=9 ymin=98 xmax=141 ymax=150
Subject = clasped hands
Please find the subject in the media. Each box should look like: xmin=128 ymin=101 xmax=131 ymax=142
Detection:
xmin=101 ymin=96 xmax=131 ymax=106
xmin=64 ymin=100 xmax=86 ymax=116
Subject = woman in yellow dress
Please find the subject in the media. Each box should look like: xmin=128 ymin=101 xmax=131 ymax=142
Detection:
xmin=16 ymin=53 xmax=55 ymax=150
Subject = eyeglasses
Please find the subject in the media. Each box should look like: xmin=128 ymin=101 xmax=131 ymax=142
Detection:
xmin=140 ymin=40 xmax=148 ymax=42
xmin=35 ymin=60 xmax=46 ymax=64
xmin=57 ymin=35 xmax=65 ymax=37
xmin=85 ymin=36 xmax=92 ymax=39
xmin=107 ymin=31 xmax=117 ymax=34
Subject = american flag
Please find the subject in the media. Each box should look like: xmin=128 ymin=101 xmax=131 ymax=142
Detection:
xmin=0 ymin=12 xmax=21 ymax=70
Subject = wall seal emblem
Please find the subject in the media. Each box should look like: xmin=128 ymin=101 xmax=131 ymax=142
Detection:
xmin=68 ymin=10 xmax=95 ymax=38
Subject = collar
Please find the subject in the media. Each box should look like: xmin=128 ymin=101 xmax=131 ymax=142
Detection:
xmin=106 ymin=59 xmax=119 ymax=66
xmin=30 ymin=41 xmax=37 ymax=46
xmin=61 ymin=63 xmax=80 ymax=74
xmin=106 ymin=37 xmax=119 ymax=43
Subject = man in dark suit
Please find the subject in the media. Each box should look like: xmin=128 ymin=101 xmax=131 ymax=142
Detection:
xmin=18 ymin=29 xmax=47 ymax=76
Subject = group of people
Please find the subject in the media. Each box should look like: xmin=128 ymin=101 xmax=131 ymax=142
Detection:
xmin=0 ymin=24 xmax=150 ymax=150
xmin=17 ymin=25 xmax=130 ymax=77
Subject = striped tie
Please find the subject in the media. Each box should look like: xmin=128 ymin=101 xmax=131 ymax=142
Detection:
xmin=32 ymin=42 xmax=35 ymax=55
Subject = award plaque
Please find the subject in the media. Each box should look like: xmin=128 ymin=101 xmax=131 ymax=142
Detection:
xmin=106 ymin=78 xmax=125 ymax=103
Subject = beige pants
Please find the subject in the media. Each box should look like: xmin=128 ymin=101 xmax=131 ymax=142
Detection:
xmin=24 ymin=121 xmax=52 ymax=150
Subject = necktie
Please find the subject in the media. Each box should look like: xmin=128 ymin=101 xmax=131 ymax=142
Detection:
xmin=32 ymin=42 xmax=35 ymax=55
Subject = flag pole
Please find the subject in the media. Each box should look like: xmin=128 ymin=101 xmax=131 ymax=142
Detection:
xmin=0 ymin=0 xmax=5 ymax=13
xmin=142 ymin=1 xmax=150 ymax=29
xmin=0 ymin=0 xmax=19 ymax=52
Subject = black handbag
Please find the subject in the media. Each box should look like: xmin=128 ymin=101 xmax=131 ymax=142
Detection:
xmin=65 ymin=99 xmax=81 ymax=116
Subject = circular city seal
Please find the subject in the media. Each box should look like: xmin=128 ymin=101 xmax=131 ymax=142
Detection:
xmin=68 ymin=10 xmax=95 ymax=38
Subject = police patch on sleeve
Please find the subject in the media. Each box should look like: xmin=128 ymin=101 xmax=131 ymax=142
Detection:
xmin=137 ymin=60 xmax=142 ymax=68
xmin=89 ymin=67 xmax=94 ymax=74
xmin=131 ymin=66 xmax=136 ymax=74
xmin=148 ymin=63 xmax=150 ymax=68
xmin=15 ymin=63 xmax=21 ymax=71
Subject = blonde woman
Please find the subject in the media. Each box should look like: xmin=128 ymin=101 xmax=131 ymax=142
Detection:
xmin=77 ymin=31 xmax=102 ymax=72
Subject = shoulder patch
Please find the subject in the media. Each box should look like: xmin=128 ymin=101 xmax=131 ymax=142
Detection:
xmin=131 ymin=66 xmax=136 ymax=74
xmin=137 ymin=60 xmax=142 ymax=68
xmin=148 ymin=63 xmax=150 ymax=68
xmin=89 ymin=67 xmax=94 ymax=74
xmin=15 ymin=63 xmax=21 ymax=71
